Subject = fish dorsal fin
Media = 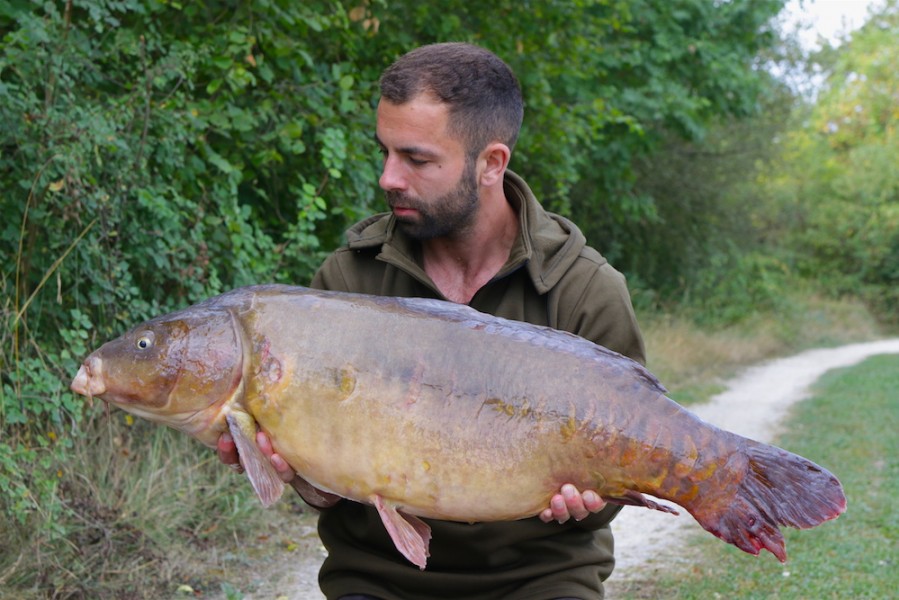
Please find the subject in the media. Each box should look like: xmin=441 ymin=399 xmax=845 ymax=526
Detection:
xmin=372 ymin=494 xmax=432 ymax=570
xmin=226 ymin=412 xmax=285 ymax=507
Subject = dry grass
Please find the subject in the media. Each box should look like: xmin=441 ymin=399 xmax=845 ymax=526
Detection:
xmin=640 ymin=293 xmax=884 ymax=404
xmin=0 ymin=411 xmax=278 ymax=600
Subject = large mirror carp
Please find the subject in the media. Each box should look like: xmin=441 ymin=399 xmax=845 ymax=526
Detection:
xmin=70 ymin=284 xmax=846 ymax=569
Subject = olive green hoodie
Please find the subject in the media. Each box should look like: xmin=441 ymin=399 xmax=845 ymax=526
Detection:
xmin=309 ymin=170 xmax=644 ymax=600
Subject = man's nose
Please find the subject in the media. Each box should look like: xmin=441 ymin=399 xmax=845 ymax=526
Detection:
xmin=379 ymin=155 xmax=407 ymax=192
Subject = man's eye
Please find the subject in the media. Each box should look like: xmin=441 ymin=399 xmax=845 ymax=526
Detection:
xmin=409 ymin=157 xmax=429 ymax=166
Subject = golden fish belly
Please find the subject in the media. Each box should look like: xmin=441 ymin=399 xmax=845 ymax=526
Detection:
xmin=250 ymin=373 xmax=579 ymax=520
xmin=235 ymin=289 xmax=673 ymax=521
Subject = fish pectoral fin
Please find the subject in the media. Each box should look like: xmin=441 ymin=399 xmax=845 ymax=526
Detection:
xmin=371 ymin=494 xmax=432 ymax=570
xmin=226 ymin=412 xmax=285 ymax=507
xmin=604 ymin=489 xmax=679 ymax=515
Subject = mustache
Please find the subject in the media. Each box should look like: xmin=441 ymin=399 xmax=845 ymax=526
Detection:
xmin=386 ymin=191 xmax=421 ymax=209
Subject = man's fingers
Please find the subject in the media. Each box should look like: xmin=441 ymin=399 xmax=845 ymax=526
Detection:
xmin=550 ymin=493 xmax=570 ymax=524
xmin=270 ymin=452 xmax=297 ymax=483
xmin=256 ymin=431 xmax=274 ymax=456
xmin=540 ymin=484 xmax=606 ymax=525
xmin=219 ymin=429 xmax=305 ymax=482
xmin=254 ymin=431 xmax=297 ymax=482
xmin=582 ymin=490 xmax=605 ymax=512
xmin=216 ymin=433 xmax=245 ymax=473
xmin=562 ymin=484 xmax=589 ymax=521
xmin=217 ymin=432 xmax=238 ymax=463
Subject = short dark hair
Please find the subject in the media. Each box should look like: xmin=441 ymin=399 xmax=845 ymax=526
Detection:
xmin=379 ymin=43 xmax=524 ymax=157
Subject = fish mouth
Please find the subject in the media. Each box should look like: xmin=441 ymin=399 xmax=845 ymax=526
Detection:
xmin=70 ymin=356 xmax=107 ymax=404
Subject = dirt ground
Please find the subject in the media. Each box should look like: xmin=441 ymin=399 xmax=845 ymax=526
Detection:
xmin=208 ymin=339 xmax=899 ymax=599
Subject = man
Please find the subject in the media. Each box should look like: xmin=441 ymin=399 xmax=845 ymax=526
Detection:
xmin=219 ymin=42 xmax=645 ymax=599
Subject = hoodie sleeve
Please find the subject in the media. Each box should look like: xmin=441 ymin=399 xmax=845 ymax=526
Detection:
xmin=549 ymin=248 xmax=646 ymax=366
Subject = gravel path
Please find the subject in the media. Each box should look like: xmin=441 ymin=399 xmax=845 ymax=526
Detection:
xmin=230 ymin=339 xmax=899 ymax=599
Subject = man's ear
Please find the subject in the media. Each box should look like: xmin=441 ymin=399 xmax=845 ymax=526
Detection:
xmin=478 ymin=142 xmax=511 ymax=187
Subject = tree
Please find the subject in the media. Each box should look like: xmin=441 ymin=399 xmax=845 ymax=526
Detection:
xmin=762 ymin=0 xmax=899 ymax=318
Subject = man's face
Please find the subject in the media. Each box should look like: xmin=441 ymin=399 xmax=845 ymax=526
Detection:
xmin=376 ymin=96 xmax=480 ymax=240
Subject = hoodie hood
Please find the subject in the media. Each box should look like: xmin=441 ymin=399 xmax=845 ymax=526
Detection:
xmin=345 ymin=170 xmax=596 ymax=295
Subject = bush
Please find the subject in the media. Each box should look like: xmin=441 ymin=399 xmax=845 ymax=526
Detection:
xmin=1 ymin=1 xmax=378 ymax=588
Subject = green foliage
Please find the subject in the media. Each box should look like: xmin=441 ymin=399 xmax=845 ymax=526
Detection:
xmin=564 ymin=0 xmax=785 ymax=257
xmin=343 ymin=0 xmax=787 ymax=311
xmin=684 ymin=249 xmax=792 ymax=326
xmin=607 ymin=77 xmax=797 ymax=305
xmin=760 ymin=1 xmax=899 ymax=320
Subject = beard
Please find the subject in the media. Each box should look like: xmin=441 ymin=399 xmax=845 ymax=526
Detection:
xmin=386 ymin=158 xmax=479 ymax=241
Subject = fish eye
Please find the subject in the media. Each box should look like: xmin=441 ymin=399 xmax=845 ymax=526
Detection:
xmin=136 ymin=331 xmax=155 ymax=350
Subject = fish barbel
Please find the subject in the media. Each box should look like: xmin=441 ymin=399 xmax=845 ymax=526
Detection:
xmin=70 ymin=284 xmax=846 ymax=569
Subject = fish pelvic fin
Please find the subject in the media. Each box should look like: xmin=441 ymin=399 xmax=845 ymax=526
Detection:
xmin=226 ymin=412 xmax=285 ymax=507
xmin=689 ymin=441 xmax=847 ymax=563
xmin=372 ymin=494 xmax=432 ymax=570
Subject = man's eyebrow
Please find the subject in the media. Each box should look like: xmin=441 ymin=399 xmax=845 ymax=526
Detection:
xmin=374 ymin=134 xmax=440 ymax=159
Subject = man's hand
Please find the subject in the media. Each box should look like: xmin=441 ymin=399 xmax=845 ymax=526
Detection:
xmin=539 ymin=484 xmax=606 ymax=524
xmin=216 ymin=431 xmax=246 ymax=474
xmin=216 ymin=431 xmax=341 ymax=509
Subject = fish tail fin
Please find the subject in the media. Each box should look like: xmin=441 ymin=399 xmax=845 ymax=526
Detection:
xmin=689 ymin=440 xmax=846 ymax=562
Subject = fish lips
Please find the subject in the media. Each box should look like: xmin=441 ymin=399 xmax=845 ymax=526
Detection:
xmin=71 ymin=355 xmax=107 ymax=401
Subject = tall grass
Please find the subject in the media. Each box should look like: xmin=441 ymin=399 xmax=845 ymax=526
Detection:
xmin=640 ymin=292 xmax=884 ymax=405
xmin=0 ymin=411 xmax=275 ymax=599
xmin=636 ymin=353 xmax=899 ymax=599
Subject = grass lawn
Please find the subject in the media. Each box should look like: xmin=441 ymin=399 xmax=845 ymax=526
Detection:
xmin=646 ymin=353 xmax=899 ymax=599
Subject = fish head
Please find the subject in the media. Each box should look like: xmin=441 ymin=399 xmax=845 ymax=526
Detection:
xmin=70 ymin=306 xmax=245 ymax=444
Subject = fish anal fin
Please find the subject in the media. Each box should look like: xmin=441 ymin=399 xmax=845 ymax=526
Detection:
xmin=372 ymin=494 xmax=432 ymax=570
xmin=226 ymin=412 xmax=285 ymax=507
xmin=604 ymin=489 xmax=680 ymax=515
